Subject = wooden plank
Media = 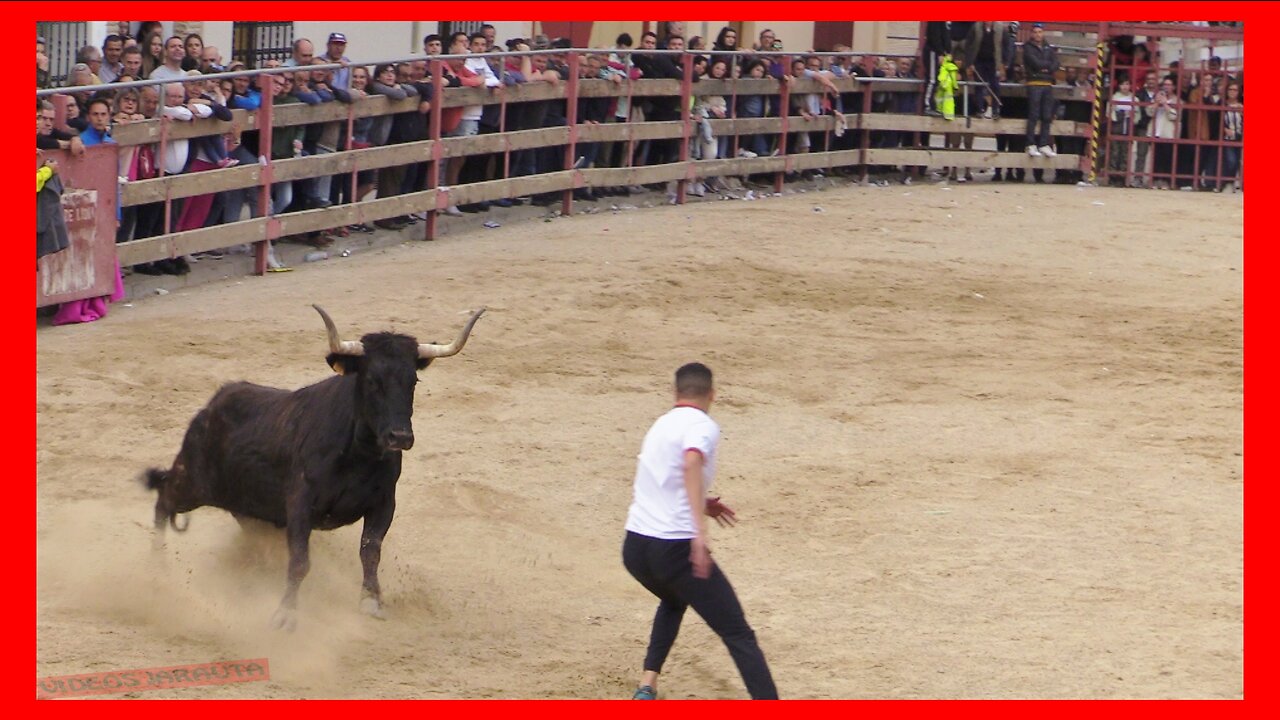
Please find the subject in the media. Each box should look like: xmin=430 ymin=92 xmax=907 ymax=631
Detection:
xmin=864 ymin=148 xmax=1082 ymax=170
xmin=575 ymin=120 xmax=685 ymax=143
xmin=117 ymin=218 xmax=268 ymax=266
xmin=112 ymin=107 xmax=257 ymax=146
xmin=111 ymin=95 xmax=419 ymax=146
xmin=121 ymin=164 xmax=263 ymax=206
xmin=581 ymin=165 xmax=687 ymax=187
xmin=858 ymin=113 xmax=1087 ymax=136
xmin=121 ymin=140 xmax=440 ymax=205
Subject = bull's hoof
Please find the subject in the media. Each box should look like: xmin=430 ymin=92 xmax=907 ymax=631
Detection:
xmin=359 ymin=596 xmax=388 ymax=620
xmin=269 ymin=607 xmax=298 ymax=632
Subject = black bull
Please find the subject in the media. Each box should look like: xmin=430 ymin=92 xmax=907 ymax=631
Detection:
xmin=143 ymin=305 xmax=486 ymax=630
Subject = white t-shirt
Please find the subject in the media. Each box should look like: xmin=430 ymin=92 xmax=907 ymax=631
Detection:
xmin=625 ymin=405 xmax=719 ymax=540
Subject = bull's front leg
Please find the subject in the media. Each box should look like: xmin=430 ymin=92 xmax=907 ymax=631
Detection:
xmin=271 ymin=486 xmax=313 ymax=632
xmin=358 ymin=494 xmax=396 ymax=620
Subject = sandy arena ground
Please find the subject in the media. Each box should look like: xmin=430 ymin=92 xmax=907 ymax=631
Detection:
xmin=36 ymin=181 xmax=1243 ymax=699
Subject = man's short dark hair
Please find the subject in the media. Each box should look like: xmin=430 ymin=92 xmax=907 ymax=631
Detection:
xmin=449 ymin=31 xmax=469 ymax=48
xmin=675 ymin=363 xmax=714 ymax=398
xmin=617 ymin=32 xmax=633 ymax=47
xmin=87 ymin=96 xmax=112 ymax=114
xmin=469 ymin=32 xmax=487 ymax=45
xmin=642 ymin=31 xmax=658 ymax=41
xmin=122 ymin=46 xmax=142 ymax=58
xmin=551 ymin=37 xmax=572 ymax=49
xmin=424 ymin=33 xmax=441 ymax=45
xmin=103 ymin=34 xmax=124 ymax=48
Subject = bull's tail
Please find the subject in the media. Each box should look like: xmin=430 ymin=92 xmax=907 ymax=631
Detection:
xmin=141 ymin=467 xmax=190 ymax=533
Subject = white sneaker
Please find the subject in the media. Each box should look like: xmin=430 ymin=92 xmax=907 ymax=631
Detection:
xmin=444 ymin=206 xmax=464 ymax=216
xmin=737 ymin=148 xmax=758 ymax=159
xmin=1027 ymin=145 xmax=1042 ymax=157
xmin=1039 ymin=145 xmax=1057 ymax=157
xmin=689 ymin=182 xmax=706 ymax=197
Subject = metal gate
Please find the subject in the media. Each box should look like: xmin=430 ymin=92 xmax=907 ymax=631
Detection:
xmin=439 ymin=21 xmax=484 ymax=40
xmin=37 ymin=21 xmax=90 ymax=87
xmin=231 ymin=21 xmax=294 ymax=68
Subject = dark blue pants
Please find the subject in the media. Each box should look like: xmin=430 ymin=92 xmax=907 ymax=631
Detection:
xmin=1026 ymin=85 xmax=1056 ymax=147
xmin=622 ymin=531 xmax=778 ymax=699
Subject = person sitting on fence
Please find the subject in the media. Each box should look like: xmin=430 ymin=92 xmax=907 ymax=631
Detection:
xmin=1022 ymin=23 xmax=1059 ymax=159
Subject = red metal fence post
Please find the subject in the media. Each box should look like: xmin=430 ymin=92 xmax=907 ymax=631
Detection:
xmin=677 ymin=51 xmax=694 ymax=205
xmin=254 ymin=72 xmax=276 ymax=275
xmin=425 ymin=58 xmax=444 ymax=242
xmin=562 ymin=51 xmax=581 ymax=216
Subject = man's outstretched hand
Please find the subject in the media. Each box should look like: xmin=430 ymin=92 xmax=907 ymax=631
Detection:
xmin=706 ymin=496 xmax=737 ymax=527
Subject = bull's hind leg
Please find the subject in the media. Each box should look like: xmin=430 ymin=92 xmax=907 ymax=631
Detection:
xmin=358 ymin=498 xmax=396 ymax=620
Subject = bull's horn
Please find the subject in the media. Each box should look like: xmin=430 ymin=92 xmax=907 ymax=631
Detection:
xmin=313 ymin=305 xmax=365 ymax=356
xmin=419 ymin=308 xmax=487 ymax=359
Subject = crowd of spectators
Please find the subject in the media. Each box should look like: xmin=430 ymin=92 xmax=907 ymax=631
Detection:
xmin=37 ymin=22 xmax=1244 ymax=321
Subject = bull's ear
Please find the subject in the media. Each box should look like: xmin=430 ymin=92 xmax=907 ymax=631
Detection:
xmin=327 ymin=353 xmax=364 ymax=375
xmin=416 ymin=358 xmax=432 ymax=371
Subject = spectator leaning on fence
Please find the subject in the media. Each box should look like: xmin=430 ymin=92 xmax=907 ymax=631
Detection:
xmin=323 ymin=32 xmax=352 ymax=90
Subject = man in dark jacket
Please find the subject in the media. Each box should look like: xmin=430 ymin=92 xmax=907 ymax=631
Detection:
xmin=1022 ymin=22 xmax=1059 ymax=157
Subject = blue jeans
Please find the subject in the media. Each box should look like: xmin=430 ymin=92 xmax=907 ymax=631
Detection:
xmin=1026 ymin=85 xmax=1056 ymax=147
